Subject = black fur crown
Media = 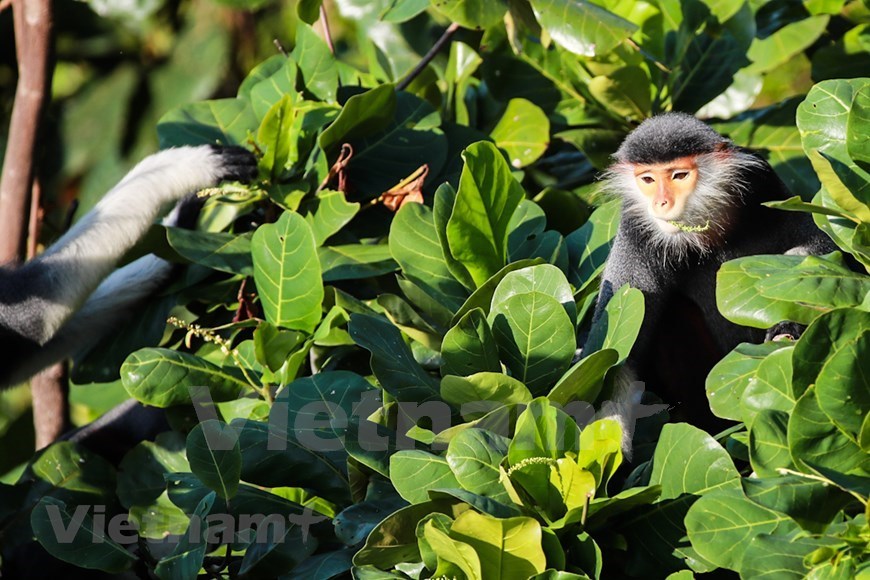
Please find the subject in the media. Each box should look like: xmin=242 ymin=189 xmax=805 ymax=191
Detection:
xmin=614 ymin=112 xmax=731 ymax=165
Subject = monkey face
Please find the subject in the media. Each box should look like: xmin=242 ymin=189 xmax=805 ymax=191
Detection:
xmin=632 ymin=156 xmax=699 ymax=230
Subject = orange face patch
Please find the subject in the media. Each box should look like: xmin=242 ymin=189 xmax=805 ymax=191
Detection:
xmin=633 ymin=156 xmax=699 ymax=221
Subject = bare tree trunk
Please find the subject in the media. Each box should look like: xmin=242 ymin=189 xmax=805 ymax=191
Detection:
xmin=0 ymin=0 xmax=65 ymax=447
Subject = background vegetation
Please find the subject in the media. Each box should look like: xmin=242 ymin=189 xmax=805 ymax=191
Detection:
xmin=0 ymin=0 xmax=868 ymax=577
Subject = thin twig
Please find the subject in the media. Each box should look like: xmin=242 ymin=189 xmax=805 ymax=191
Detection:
xmin=319 ymin=4 xmax=335 ymax=55
xmin=396 ymin=22 xmax=460 ymax=91
xmin=273 ymin=38 xmax=288 ymax=57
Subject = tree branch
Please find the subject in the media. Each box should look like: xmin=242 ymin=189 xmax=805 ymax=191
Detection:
xmin=396 ymin=22 xmax=460 ymax=91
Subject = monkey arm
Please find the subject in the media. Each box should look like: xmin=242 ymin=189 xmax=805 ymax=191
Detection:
xmin=1 ymin=146 xmax=255 ymax=346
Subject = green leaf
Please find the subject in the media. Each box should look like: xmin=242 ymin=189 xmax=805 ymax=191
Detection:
xmin=319 ymin=244 xmax=398 ymax=282
xmin=349 ymin=313 xmax=441 ymax=402
xmin=390 ymin=451 xmax=461 ymax=504
xmin=252 ymin=210 xmax=324 ymax=333
xmin=446 ymin=428 xmax=511 ymax=502
xmin=121 ymin=348 xmax=248 ymax=407
xmin=489 ymin=98 xmax=550 ymax=168
xmin=117 ymin=432 xmax=189 ymax=509
xmin=583 ymin=285 xmax=643 ymax=364
xmin=749 ymin=410 xmax=794 ymax=477
xmin=167 ymin=229 xmax=253 ymax=276
xmin=746 ymin=16 xmax=829 ymax=74
xmin=793 ymin=308 xmax=870 ymax=437
xmin=588 ymin=66 xmax=651 ymax=120
xmin=491 ymin=264 xmax=576 ymax=325
xmin=717 ymin=255 xmax=842 ymax=329
xmin=449 ymin=511 xmax=548 ymax=579
xmin=296 ymin=0 xmax=321 ymax=23
xmin=390 ymin=201 xmax=469 ymax=313
xmin=434 ymin=183 xmax=476 ymax=289
xmin=742 ymin=476 xmax=852 ymax=533
xmin=446 ymin=141 xmax=525 ymax=288
xmin=705 ymin=342 xmax=789 ymax=421
xmin=441 ymin=309 xmax=501 ymax=377
xmin=154 ymin=493 xmax=213 ymax=580
xmin=354 ymin=500 xmax=470 ymax=568
xmin=548 ymin=348 xmax=618 ymax=406
xmin=740 ymin=346 xmax=796 ymax=424
xmin=249 ymin=58 xmax=299 ymax=120
xmin=489 ymin=291 xmax=575 ymax=394
xmin=509 ymin=398 xmax=581 ymax=464
xmin=319 ymin=85 xmax=396 ymax=154
xmin=440 ymin=372 xmax=532 ymax=419
xmin=304 ymin=190 xmax=360 ymax=246
xmin=424 ymin=519 xmax=482 ymax=579
xmin=671 ymin=29 xmax=750 ymax=114
xmin=650 ymin=423 xmax=741 ymax=500
xmin=186 ymin=420 xmax=241 ymax=499
xmin=32 ymin=497 xmax=136 ymax=573
xmin=430 ymin=0 xmax=508 ymax=29
xmin=529 ymin=0 xmax=638 ymax=57
xmin=566 ymin=199 xmax=620 ymax=292
xmin=451 ymin=259 xmax=547 ymax=325
xmin=740 ymin=533 xmax=840 ymax=580
xmin=348 ymin=92 xmax=448 ymax=198
xmin=685 ymin=487 xmax=798 ymax=571
xmin=292 ymin=22 xmax=338 ymax=102
xmin=157 ymin=98 xmax=258 ymax=148
xmin=788 ymin=386 xmax=868 ymax=475
xmin=257 ymin=94 xmax=296 ymax=181
xmin=797 ymin=79 xmax=870 ymax=220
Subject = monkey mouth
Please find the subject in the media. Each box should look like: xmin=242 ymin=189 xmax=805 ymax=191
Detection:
xmin=667 ymin=219 xmax=711 ymax=233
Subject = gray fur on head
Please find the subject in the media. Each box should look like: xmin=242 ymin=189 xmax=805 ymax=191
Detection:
xmin=615 ymin=113 xmax=730 ymax=164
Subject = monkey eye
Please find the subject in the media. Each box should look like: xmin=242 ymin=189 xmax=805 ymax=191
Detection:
xmin=639 ymin=175 xmax=655 ymax=184
xmin=672 ymin=170 xmax=690 ymax=180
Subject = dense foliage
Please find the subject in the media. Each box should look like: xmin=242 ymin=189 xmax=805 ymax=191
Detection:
xmin=1 ymin=0 xmax=869 ymax=578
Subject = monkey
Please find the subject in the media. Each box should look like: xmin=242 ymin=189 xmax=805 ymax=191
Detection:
xmin=0 ymin=144 xmax=257 ymax=389
xmin=590 ymin=112 xmax=840 ymax=456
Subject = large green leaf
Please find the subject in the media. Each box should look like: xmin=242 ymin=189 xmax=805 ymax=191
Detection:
xmin=671 ymin=30 xmax=750 ymax=113
xmin=529 ymin=0 xmax=637 ymax=57
xmin=565 ymin=199 xmax=620 ymax=292
xmin=186 ymin=420 xmax=241 ymax=499
xmin=291 ymin=22 xmax=338 ymax=103
xmin=746 ymin=16 xmax=829 ymax=74
xmin=788 ymin=386 xmax=868 ymax=474
xmin=508 ymin=398 xmax=581 ymax=464
xmin=167 ymin=229 xmax=253 ymax=275
xmin=430 ymin=0 xmax=508 ymax=29
xmin=548 ymin=348 xmax=618 ymax=406
xmin=705 ymin=342 xmax=789 ymax=421
xmin=31 ymin=497 xmax=136 ymax=573
xmin=390 ymin=451 xmax=461 ymax=504
xmin=491 ymin=264 xmax=576 ymax=325
xmin=157 ymin=98 xmax=258 ymax=148
xmin=121 ymin=348 xmax=249 ymax=407
xmin=749 ymin=410 xmax=794 ymax=477
xmin=252 ymin=210 xmax=324 ymax=333
xmin=740 ymin=346 xmax=796 ymax=424
xmin=117 ymin=432 xmax=189 ymax=509
xmin=348 ymin=313 xmax=441 ymax=402
xmin=446 ymin=428 xmax=511 ymax=503
xmin=685 ymin=487 xmax=798 ymax=571
xmin=650 ymin=424 xmax=741 ymax=500
xmin=582 ymin=285 xmax=643 ymax=364
xmin=449 ymin=511 xmax=547 ymax=579
xmin=440 ymin=372 xmax=532 ymax=419
xmin=797 ymin=79 xmax=870 ymax=220
xmin=489 ymin=291 xmax=575 ymax=394
xmin=717 ymin=255 xmax=842 ymax=328
xmin=441 ymin=309 xmax=501 ymax=377
xmin=319 ymin=84 xmax=396 ymax=153
xmin=446 ymin=141 xmax=525 ymax=288
xmin=318 ymin=244 xmax=397 ymax=281
xmin=390 ymin=201 xmax=469 ymax=312
xmin=792 ymin=308 xmax=870 ymax=437
xmin=489 ymin=98 xmax=550 ymax=168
